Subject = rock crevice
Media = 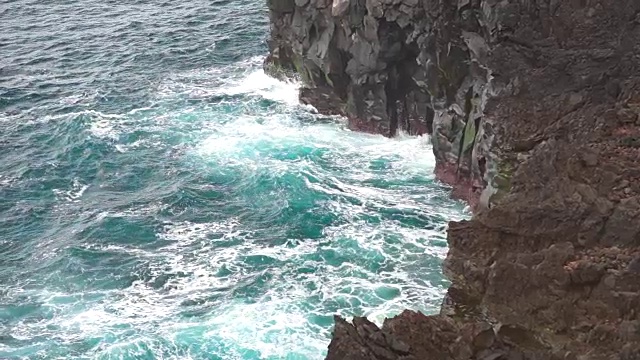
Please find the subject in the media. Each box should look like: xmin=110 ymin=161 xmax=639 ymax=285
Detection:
xmin=266 ymin=0 xmax=640 ymax=358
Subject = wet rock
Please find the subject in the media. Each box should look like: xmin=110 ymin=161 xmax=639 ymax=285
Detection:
xmin=326 ymin=316 xmax=408 ymax=360
xmin=326 ymin=313 xmax=457 ymax=360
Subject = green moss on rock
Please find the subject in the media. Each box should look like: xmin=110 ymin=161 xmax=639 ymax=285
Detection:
xmin=462 ymin=117 xmax=477 ymax=153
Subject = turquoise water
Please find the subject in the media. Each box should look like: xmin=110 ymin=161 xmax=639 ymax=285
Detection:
xmin=0 ymin=1 xmax=466 ymax=359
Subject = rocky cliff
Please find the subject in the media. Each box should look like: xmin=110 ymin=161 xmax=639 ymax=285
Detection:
xmin=265 ymin=0 xmax=640 ymax=358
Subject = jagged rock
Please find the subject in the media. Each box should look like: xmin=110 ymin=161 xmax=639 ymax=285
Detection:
xmin=326 ymin=315 xmax=415 ymax=360
xmin=266 ymin=0 xmax=640 ymax=359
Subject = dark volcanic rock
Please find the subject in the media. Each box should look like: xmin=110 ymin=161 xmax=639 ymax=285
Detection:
xmin=266 ymin=0 xmax=640 ymax=359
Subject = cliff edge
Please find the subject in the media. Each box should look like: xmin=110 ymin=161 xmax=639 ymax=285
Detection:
xmin=265 ymin=0 xmax=640 ymax=358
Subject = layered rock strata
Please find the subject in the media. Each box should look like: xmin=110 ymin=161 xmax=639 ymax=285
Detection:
xmin=265 ymin=0 xmax=640 ymax=358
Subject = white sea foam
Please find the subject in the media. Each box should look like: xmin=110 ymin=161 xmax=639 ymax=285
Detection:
xmin=156 ymin=56 xmax=299 ymax=107
xmin=52 ymin=178 xmax=89 ymax=202
xmin=221 ymin=69 xmax=300 ymax=106
xmin=0 ymin=56 xmax=465 ymax=360
xmin=0 ymin=113 xmax=10 ymax=123
xmin=59 ymin=91 xmax=96 ymax=106
xmin=5 ymin=203 xmax=449 ymax=357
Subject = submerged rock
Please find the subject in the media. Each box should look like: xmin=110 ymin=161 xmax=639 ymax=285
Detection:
xmin=266 ymin=0 xmax=640 ymax=358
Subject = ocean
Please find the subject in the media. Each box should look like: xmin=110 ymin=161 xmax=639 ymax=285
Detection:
xmin=0 ymin=0 xmax=466 ymax=358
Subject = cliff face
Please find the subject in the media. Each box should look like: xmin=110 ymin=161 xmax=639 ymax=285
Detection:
xmin=265 ymin=0 xmax=640 ymax=359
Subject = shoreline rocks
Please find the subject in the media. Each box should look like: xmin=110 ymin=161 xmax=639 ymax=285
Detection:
xmin=265 ymin=0 xmax=640 ymax=358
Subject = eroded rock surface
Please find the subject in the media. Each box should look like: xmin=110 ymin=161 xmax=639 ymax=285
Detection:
xmin=266 ymin=0 xmax=640 ymax=358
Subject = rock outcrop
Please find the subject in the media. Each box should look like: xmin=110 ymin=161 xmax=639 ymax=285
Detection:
xmin=265 ymin=0 xmax=640 ymax=358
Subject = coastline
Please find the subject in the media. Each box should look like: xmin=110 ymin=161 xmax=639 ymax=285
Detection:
xmin=265 ymin=0 xmax=640 ymax=358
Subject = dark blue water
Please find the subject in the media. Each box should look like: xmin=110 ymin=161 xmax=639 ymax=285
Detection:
xmin=0 ymin=0 xmax=466 ymax=358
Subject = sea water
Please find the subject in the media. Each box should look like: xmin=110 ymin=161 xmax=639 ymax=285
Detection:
xmin=0 ymin=0 xmax=466 ymax=358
